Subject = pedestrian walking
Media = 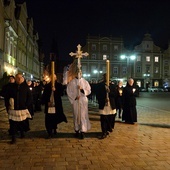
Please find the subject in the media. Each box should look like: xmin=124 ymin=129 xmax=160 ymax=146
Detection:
xmin=34 ymin=81 xmax=42 ymax=112
xmin=122 ymin=78 xmax=138 ymax=124
xmin=1 ymin=75 xmax=16 ymax=135
xmin=8 ymin=73 xmax=33 ymax=144
xmin=66 ymin=71 xmax=91 ymax=139
xmin=96 ymin=74 xmax=117 ymax=139
xmin=26 ymin=80 xmax=35 ymax=118
xmin=41 ymin=74 xmax=67 ymax=138
xmin=1 ymin=75 xmax=15 ymax=112
xmin=115 ymin=81 xmax=124 ymax=119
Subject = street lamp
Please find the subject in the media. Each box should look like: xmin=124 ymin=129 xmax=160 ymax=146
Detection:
xmin=83 ymin=73 xmax=91 ymax=79
xmin=120 ymin=54 xmax=136 ymax=79
xmin=93 ymin=69 xmax=103 ymax=81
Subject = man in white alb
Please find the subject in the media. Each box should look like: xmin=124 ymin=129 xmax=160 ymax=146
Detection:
xmin=66 ymin=71 xmax=91 ymax=139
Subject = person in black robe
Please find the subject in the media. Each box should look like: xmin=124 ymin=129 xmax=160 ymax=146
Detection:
xmin=115 ymin=81 xmax=124 ymax=119
xmin=41 ymin=75 xmax=67 ymax=138
xmin=8 ymin=73 xmax=33 ymax=144
xmin=1 ymin=75 xmax=16 ymax=134
xmin=1 ymin=75 xmax=15 ymax=111
xmin=96 ymin=74 xmax=117 ymax=139
xmin=122 ymin=78 xmax=138 ymax=124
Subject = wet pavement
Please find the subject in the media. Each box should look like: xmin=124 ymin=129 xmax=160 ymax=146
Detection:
xmin=0 ymin=96 xmax=170 ymax=170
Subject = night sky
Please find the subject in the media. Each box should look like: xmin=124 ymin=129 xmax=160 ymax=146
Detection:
xmin=26 ymin=0 xmax=170 ymax=64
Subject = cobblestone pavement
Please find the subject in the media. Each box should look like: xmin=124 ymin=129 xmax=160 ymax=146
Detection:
xmin=0 ymin=96 xmax=170 ymax=170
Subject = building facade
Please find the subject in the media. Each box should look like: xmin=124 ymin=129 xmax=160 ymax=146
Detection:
xmin=82 ymin=34 xmax=170 ymax=88
xmin=0 ymin=0 xmax=43 ymax=82
xmin=0 ymin=0 xmax=4 ymax=78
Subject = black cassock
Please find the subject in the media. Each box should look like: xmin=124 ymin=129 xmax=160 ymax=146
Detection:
xmin=41 ymin=81 xmax=67 ymax=135
xmin=122 ymin=83 xmax=137 ymax=123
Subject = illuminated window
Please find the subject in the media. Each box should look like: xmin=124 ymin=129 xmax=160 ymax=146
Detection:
xmin=146 ymin=56 xmax=150 ymax=62
xmin=155 ymin=56 xmax=159 ymax=62
xmin=103 ymin=55 xmax=107 ymax=60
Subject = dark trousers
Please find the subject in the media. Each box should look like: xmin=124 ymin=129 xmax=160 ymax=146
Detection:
xmin=109 ymin=114 xmax=116 ymax=129
xmin=45 ymin=114 xmax=57 ymax=135
xmin=100 ymin=115 xmax=112 ymax=134
xmin=100 ymin=114 xmax=116 ymax=134
xmin=10 ymin=119 xmax=30 ymax=139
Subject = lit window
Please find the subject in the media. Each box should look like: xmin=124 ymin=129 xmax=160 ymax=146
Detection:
xmin=103 ymin=55 xmax=107 ymax=60
xmin=155 ymin=56 xmax=159 ymax=62
xmin=146 ymin=56 xmax=150 ymax=62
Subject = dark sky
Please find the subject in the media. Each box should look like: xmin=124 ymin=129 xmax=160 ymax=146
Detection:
xmin=26 ymin=0 xmax=170 ymax=64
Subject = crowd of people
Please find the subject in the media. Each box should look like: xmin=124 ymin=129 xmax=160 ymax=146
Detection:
xmin=0 ymin=72 xmax=139 ymax=144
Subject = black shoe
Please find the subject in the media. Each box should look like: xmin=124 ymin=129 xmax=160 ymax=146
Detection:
xmin=10 ymin=137 xmax=16 ymax=144
xmin=99 ymin=134 xmax=107 ymax=139
xmin=47 ymin=134 xmax=53 ymax=139
xmin=74 ymin=131 xmax=79 ymax=138
xmin=80 ymin=132 xmax=85 ymax=139
xmin=20 ymin=132 xmax=25 ymax=138
xmin=53 ymin=129 xmax=57 ymax=135
xmin=8 ymin=129 xmax=12 ymax=136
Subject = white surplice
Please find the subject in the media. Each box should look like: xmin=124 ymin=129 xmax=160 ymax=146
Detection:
xmin=67 ymin=77 xmax=91 ymax=132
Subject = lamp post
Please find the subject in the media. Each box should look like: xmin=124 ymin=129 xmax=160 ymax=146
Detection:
xmin=120 ymin=54 xmax=136 ymax=79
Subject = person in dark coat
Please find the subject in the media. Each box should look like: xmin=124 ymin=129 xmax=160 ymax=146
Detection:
xmin=122 ymin=78 xmax=138 ymax=124
xmin=26 ymin=80 xmax=35 ymax=118
xmin=1 ymin=75 xmax=15 ymax=112
xmin=96 ymin=74 xmax=117 ymax=139
xmin=41 ymin=74 xmax=67 ymax=138
xmin=34 ymin=81 xmax=42 ymax=112
xmin=1 ymin=75 xmax=16 ymax=135
xmin=115 ymin=81 xmax=124 ymax=119
xmin=8 ymin=73 xmax=33 ymax=144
